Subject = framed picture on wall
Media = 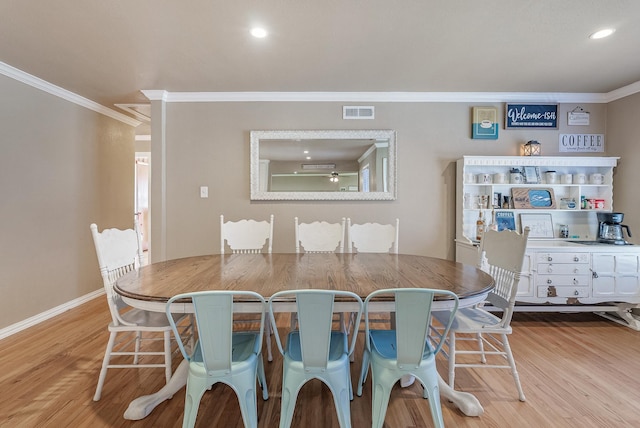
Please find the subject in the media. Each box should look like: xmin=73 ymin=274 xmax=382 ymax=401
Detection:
xmin=471 ymin=107 xmax=499 ymax=140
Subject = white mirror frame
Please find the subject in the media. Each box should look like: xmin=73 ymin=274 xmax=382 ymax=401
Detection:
xmin=250 ymin=130 xmax=397 ymax=201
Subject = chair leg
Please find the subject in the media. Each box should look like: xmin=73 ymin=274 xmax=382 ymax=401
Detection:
xmin=326 ymin=367 xmax=353 ymax=428
xmin=476 ymin=332 xmax=486 ymax=364
xmin=235 ymin=371 xmax=260 ymax=428
xmin=356 ymin=348 xmax=370 ymax=397
xmin=182 ymin=375 xmax=208 ymax=428
xmin=265 ymin=321 xmax=273 ymax=362
xmin=417 ymin=370 xmax=445 ymax=428
xmin=257 ymin=356 xmax=269 ymax=400
xmin=164 ymin=330 xmax=172 ymax=383
xmin=93 ymin=331 xmax=117 ymax=401
xmin=502 ymin=334 xmax=526 ymax=401
xmin=279 ymin=370 xmax=302 ymax=428
xmin=370 ymin=378 xmax=393 ymax=428
xmin=447 ymin=330 xmax=457 ymax=388
xmin=133 ymin=331 xmax=141 ymax=364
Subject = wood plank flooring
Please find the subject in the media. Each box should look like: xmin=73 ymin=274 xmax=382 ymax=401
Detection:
xmin=2 ymin=298 xmax=640 ymax=427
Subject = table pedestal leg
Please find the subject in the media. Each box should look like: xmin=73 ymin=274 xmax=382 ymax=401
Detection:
xmin=437 ymin=377 xmax=484 ymax=416
xmin=123 ymin=359 xmax=189 ymax=420
xmin=400 ymin=375 xmax=484 ymax=417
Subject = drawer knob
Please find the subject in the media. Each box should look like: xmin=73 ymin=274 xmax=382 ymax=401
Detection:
xmin=574 ymin=256 xmax=579 ymax=262
xmin=547 ymin=279 xmax=553 ymax=284
xmin=547 ymin=266 xmax=553 ymax=273
xmin=573 ymin=278 xmax=579 ymax=285
xmin=548 ymin=256 xmax=553 ymax=261
xmin=574 ymin=290 xmax=579 ymax=296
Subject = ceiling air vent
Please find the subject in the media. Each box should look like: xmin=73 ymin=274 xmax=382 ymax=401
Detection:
xmin=343 ymin=106 xmax=375 ymax=120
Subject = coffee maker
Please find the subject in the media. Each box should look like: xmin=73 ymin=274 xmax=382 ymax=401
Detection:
xmin=597 ymin=212 xmax=633 ymax=245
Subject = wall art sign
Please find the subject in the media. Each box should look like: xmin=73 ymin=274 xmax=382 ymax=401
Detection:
xmin=471 ymin=106 xmax=499 ymax=139
xmin=520 ymin=213 xmax=554 ymax=238
xmin=505 ymin=103 xmax=558 ymax=129
xmin=559 ymin=134 xmax=604 ymax=152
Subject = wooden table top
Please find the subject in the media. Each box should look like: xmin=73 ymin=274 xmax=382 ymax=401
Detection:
xmin=114 ymin=253 xmax=494 ymax=303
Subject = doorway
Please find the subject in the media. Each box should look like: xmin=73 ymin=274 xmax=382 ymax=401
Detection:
xmin=135 ymin=153 xmax=150 ymax=264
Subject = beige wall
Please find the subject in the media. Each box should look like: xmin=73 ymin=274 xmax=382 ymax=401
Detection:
xmin=3 ymin=77 xmax=634 ymax=332
xmin=0 ymin=75 xmax=135 ymax=329
xmin=606 ymin=92 xmax=640 ymax=236
xmin=149 ymin=101 xmax=610 ymax=261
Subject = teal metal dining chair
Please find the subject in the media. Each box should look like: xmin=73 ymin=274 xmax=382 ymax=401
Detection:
xmin=269 ymin=289 xmax=363 ymax=428
xmin=356 ymin=288 xmax=459 ymax=428
xmin=166 ymin=291 xmax=269 ymax=428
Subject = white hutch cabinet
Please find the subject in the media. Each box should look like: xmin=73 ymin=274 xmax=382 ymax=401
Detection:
xmin=455 ymin=156 xmax=640 ymax=329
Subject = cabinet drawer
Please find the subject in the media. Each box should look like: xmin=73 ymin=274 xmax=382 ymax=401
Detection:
xmin=536 ymin=274 xmax=590 ymax=287
xmin=537 ymin=286 xmax=589 ymax=298
xmin=537 ymin=263 xmax=591 ymax=275
xmin=536 ymin=253 xmax=589 ymax=264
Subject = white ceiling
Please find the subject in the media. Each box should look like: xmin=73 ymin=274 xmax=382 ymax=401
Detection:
xmin=1 ymin=0 xmax=639 ymax=119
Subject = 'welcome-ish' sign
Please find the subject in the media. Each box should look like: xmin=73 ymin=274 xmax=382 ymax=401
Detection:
xmin=506 ymin=104 xmax=558 ymax=129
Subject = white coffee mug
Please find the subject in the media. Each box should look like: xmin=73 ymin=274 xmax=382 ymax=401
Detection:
xmin=545 ymin=171 xmax=558 ymax=184
xmin=493 ymin=172 xmax=507 ymax=184
xmin=576 ymin=173 xmax=587 ymax=184
xmin=464 ymin=173 xmax=476 ymax=183
xmin=510 ymin=172 xmax=523 ymax=184
xmin=477 ymin=173 xmax=492 ymax=184
xmin=561 ymin=174 xmax=573 ymax=184
xmin=590 ymin=173 xmax=604 ymax=185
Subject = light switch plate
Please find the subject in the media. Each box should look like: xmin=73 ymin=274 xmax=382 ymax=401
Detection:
xmin=200 ymin=186 xmax=208 ymax=198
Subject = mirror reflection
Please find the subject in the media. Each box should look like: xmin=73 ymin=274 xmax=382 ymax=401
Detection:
xmin=250 ymin=130 xmax=396 ymax=200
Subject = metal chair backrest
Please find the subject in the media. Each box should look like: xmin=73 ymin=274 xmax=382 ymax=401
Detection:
xmin=364 ymin=288 xmax=459 ymax=366
xmin=220 ymin=214 xmax=274 ymax=254
xmin=166 ymin=291 xmax=266 ymax=372
xmin=269 ymin=290 xmax=362 ymax=370
xmin=294 ymin=217 xmax=346 ymax=253
xmin=347 ymin=218 xmax=399 ymax=253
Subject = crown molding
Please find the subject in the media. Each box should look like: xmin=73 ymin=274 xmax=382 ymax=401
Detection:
xmin=0 ymin=62 xmax=141 ymax=127
xmin=603 ymin=80 xmax=640 ymax=103
xmin=139 ymin=90 xmax=628 ymax=104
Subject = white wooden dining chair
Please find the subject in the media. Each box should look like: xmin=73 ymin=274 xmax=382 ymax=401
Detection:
xmin=220 ymin=214 xmax=274 ymax=254
xmin=220 ymin=214 xmax=275 ymax=361
xmin=90 ymin=222 xmax=192 ymax=401
xmin=346 ymin=218 xmax=399 ymax=254
xmin=294 ymin=217 xmax=346 ymax=253
xmin=345 ymin=218 xmax=400 ymax=351
xmin=431 ymin=227 xmax=530 ymax=401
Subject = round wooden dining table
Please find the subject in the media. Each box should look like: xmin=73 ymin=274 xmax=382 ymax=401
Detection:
xmin=114 ymin=253 xmax=494 ymax=421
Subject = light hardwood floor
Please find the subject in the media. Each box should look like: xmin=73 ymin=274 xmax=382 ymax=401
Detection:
xmin=2 ymin=298 xmax=640 ymax=427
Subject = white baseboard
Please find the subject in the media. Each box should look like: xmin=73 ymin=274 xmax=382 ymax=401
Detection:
xmin=0 ymin=289 xmax=105 ymax=340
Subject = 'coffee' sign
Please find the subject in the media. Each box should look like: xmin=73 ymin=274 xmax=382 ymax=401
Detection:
xmin=505 ymin=104 xmax=558 ymax=129
xmin=559 ymin=134 xmax=604 ymax=152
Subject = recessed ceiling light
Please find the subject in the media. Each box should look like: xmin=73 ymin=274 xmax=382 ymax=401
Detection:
xmin=250 ymin=27 xmax=268 ymax=38
xmin=589 ymin=28 xmax=615 ymax=39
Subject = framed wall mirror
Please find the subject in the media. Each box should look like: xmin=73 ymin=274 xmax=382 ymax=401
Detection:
xmin=250 ymin=130 xmax=396 ymax=200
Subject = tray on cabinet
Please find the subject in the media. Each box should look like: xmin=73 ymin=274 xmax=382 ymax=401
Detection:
xmin=511 ymin=187 xmax=556 ymax=209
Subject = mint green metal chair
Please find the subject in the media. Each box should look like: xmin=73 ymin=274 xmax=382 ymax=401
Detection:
xmin=166 ymin=291 xmax=268 ymax=428
xmin=269 ymin=290 xmax=363 ymax=428
xmin=356 ymin=288 xmax=459 ymax=428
